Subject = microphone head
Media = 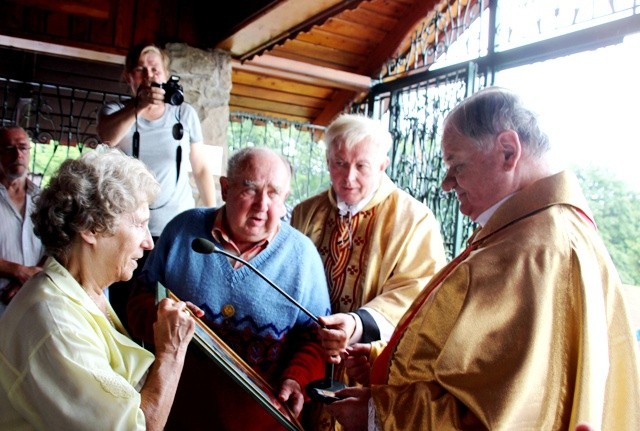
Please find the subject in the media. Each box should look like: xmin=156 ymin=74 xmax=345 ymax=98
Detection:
xmin=191 ymin=237 xmax=218 ymax=254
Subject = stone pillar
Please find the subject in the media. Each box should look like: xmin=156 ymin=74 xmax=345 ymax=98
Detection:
xmin=165 ymin=43 xmax=231 ymax=206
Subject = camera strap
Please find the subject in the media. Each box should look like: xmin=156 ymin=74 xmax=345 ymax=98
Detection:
xmin=131 ymin=97 xmax=183 ymax=210
xmin=132 ymin=130 xmax=140 ymax=158
xmin=149 ymin=148 xmax=181 ymax=211
xmin=133 ymin=98 xmax=140 ymax=158
xmin=150 ymin=106 xmax=183 ymax=211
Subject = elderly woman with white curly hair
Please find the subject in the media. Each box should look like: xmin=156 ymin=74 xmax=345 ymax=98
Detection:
xmin=0 ymin=147 xmax=204 ymax=430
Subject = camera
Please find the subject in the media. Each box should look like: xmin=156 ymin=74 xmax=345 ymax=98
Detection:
xmin=152 ymin=75 xmax=184 ymax=106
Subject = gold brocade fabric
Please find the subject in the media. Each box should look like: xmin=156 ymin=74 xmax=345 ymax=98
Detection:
xmin=291 ymin=174 xmax=447 ymax=321
xmin=314 ymin=205 xmax=367 ymax=431
xmin=324 ymin=209 xmax=370 ymax=313
xmin=370 ymin=235 xmax=480 ymax=386
xmin=291 ymin=174 xmax=448 ymax=431
xmin=369 ymin=171 xmax=640 ymax=430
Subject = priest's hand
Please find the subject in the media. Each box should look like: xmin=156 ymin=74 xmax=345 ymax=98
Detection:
xmin=344 ymin=343 xmax=372 ymax=386
xmin=326 ymin=386 xmax=370 ymax=431
xmin=318 ymin=313 xmax=359 ymax=363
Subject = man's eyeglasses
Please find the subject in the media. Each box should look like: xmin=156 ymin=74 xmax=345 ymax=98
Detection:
xmin=0 ymin=145 xmax=31 ymax=154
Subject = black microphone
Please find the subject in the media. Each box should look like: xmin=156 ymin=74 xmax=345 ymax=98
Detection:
xmin=191 ymin=237 xmax=346 ymax=403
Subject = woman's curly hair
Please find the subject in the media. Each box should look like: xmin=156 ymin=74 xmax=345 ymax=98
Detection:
xmin=31 ymin=147 xmax=159 ymax=262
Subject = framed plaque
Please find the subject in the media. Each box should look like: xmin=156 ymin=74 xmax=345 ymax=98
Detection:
xmin=158 ymin=285 xmax=304 ymax=431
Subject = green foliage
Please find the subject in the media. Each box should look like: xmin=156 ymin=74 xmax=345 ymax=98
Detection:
xmin=28 ymin=142 xmax=92 ymax=187
xmin=575 ymin=167 xmax=640 ymax=285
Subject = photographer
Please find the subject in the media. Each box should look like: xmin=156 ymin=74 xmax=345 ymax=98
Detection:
xmin=97 ymin=43 xmax=216 ymax=328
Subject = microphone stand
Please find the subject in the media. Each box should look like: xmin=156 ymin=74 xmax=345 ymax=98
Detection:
xmin=191 ymin=238 xmax=345 ymax=403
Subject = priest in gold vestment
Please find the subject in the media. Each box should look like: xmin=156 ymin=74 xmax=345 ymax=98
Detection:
xmin=291 ymin=113 xmax=447 ymax=430
xmin=326 ymin=87 xmax=640 ymax=430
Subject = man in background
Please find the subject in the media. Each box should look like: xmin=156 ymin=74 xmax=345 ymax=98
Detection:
xmin=0 ymin=125 xmax=44 ymax=316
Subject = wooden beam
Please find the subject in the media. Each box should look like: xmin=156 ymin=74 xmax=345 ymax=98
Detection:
xmin=0 ymin=35 xmax=125 ymax=64
xmin=233 ymin=54 xmax=371 ymax=92
xmin=315 ymin=89 xmax=359 ymax=126
xmin=7 ymin=0 xmax=111 ymax=19
xmin=217 ymin=0 xmax=365 ymax=60
xmin=0 ymin=35 xmax=371 ymax=94
xmin=232 ymin=83 xmax=329 ymax=107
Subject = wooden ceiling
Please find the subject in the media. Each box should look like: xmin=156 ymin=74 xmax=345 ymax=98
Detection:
xmin=222 ymin=0 xmax=442 ymax=125
xmin=0 ymin=0 xmax=445 ymax=126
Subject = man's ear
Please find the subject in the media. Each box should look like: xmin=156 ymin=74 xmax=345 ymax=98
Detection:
xmin=498 ymin=130 xmax=521 ymax=170
xmin=381 ymin=155 xmax=390 ymax=171
xmin=219 ymin=176 xmax=229 ymax=202
xmin=280 ymin=191 xmax=291 ymax=219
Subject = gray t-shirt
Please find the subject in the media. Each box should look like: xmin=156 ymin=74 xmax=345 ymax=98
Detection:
xmin=99 ymin=102 xmax=203 ymax=237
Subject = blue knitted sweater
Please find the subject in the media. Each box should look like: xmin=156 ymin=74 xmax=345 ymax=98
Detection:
xmin=142 ymin=207 xmax=331 ymax=385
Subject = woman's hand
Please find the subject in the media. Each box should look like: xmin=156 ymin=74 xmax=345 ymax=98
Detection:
xmin=135 ymin=84 xmax=165 ymax=110
xmin=153 ymin=299 xmax=199 ymax=356
xmin=141 ymin=299 xmax=203 ymax=430
xmin=278 ymin=378 xmax=305 ymax=417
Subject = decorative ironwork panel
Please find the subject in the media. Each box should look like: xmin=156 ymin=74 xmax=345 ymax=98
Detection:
xmin=353 ymin=70 xmax=478 ymax=259
xmin=382 ymin=0 xmax=486 ymax=79
xmin=1 ymin=77 xmax=127 ymax=184
xmin=383 ymin=0 xmax=639 ymax=80
xmin=495 ymin=0 xmax=640 ymax=52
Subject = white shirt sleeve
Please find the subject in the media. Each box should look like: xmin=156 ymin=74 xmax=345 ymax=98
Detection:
xmin=368 ymin=396 xmax=381 ymax=430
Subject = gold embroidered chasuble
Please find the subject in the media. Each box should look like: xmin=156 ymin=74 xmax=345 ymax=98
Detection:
xmin=291 ymin=174 xmax=447 ymax=325
xmin=292 ymin=174 xmax=447 ymax=431
xmin=368 ymin=171 xmax=640 ymax=430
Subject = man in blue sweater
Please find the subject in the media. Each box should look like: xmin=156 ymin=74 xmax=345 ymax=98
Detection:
xmin=127 ymin=147 xmax=331 ymax=430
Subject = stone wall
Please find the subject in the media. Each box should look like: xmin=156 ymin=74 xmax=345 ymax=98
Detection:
xmin=165 ymin=43 xmax=231 ymax=206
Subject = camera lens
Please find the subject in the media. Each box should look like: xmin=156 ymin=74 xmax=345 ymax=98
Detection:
xmin=168 ymin=91 xmax=184 ymax=106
